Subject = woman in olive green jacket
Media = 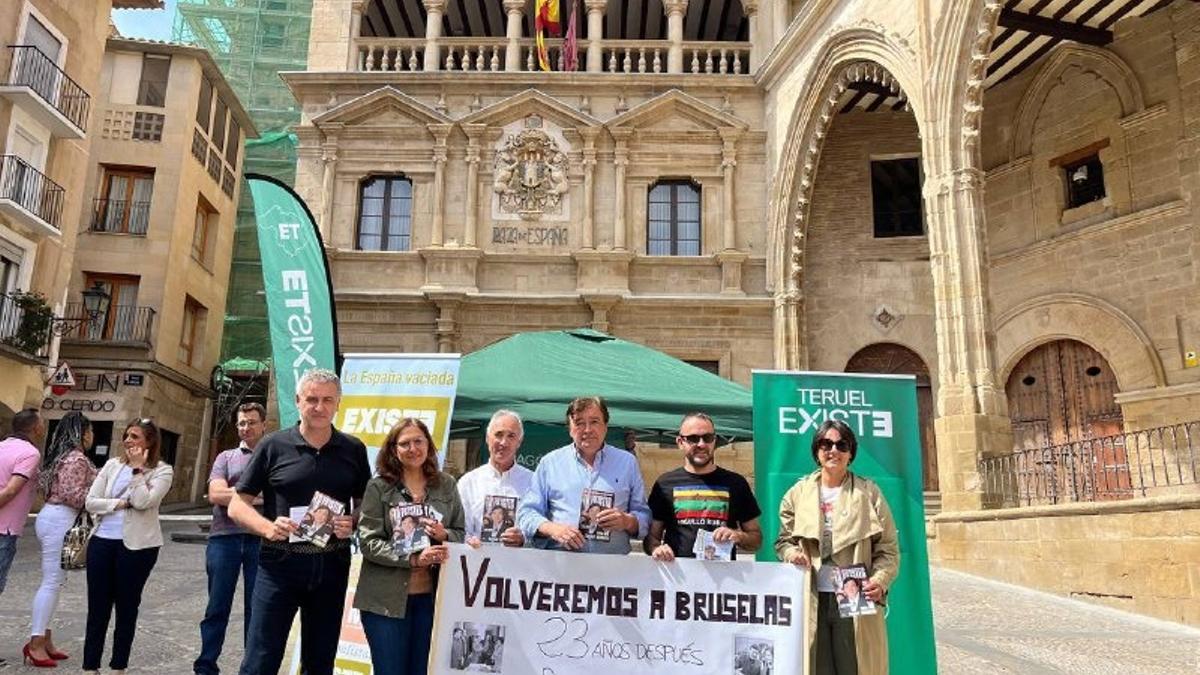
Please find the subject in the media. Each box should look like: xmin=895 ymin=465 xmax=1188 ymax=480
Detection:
xmin=775 ymin=420 xmax=899 ymax=675
xmin=355 ymin=418 xmax=465 ymax=675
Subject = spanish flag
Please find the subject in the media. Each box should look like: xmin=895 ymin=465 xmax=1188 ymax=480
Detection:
xmin=535 ymin=0 xmax=561 ymax=71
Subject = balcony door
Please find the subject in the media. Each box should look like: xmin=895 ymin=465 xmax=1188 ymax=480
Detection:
xmin=16 ymin=14 xmax=63 ymax=107
xmin=99 ymin=168 xmax=154 ymax=234
xmin=82 ymin=273 xmax=139 ymax=340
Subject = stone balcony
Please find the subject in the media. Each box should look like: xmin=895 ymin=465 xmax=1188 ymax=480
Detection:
xmin=353 ymin=36 xmax=753 ymax=75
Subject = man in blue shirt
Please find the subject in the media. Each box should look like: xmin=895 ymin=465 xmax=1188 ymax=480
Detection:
xmin=518 ymin=396 xmax=650 ymax=554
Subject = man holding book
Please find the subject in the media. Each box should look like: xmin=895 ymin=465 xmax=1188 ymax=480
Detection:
xmin=458 ymin=410 xmax=533 ymax=547
xmin=228 ymin=369 xmax=371 ymax=675
xmin=517 ymin=396 xmax=650 ymax=554
xmin=644 ymin=412 xmax=763 ymax=561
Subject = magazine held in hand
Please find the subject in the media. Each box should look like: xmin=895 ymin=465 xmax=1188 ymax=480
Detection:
xmin=578 ymin=488 xmax=614 ymax=542
xmin=480 ymin=494 xmax=517 ymax=544
xmin=289 ymin=491 xmax=344 ymax=548
xmin=836 ymin=563 xmax=877 ymax=618
xmin=692 ymin=528 xmax=734 ymax=561
xmin=390 ymin=503 xmax=445 ymax=556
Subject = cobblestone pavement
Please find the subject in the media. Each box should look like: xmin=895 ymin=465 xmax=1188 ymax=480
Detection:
xmin=0 ymin=521 xmax=1196 ymax=673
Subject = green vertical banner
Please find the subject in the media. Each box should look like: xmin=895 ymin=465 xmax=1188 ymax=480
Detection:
xmin=248 ymin=175 xmax=338 ymax=428
xmin=752 ymin=370 xmax=936 ymax=674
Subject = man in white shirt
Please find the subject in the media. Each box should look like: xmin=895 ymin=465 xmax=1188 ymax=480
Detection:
xmin=458 ymin=410 xmax=533 ymax=547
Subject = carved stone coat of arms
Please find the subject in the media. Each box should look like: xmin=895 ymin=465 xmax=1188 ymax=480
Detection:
xmin=492 ymin=115 xmax=570 ymax=220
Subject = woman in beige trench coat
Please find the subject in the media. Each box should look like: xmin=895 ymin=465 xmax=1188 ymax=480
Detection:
xmin=775 ymin=420 xmax=900 ymax=675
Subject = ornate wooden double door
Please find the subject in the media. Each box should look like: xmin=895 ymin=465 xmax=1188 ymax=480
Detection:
xmin=1004 ymin=339 xmax=1128 ymax=502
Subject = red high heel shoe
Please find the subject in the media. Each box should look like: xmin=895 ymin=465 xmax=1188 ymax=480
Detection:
xmin=22 ymin=644 xmax=58 ymax=668
xmin=47 ymin=647 xmax=69 ymax=660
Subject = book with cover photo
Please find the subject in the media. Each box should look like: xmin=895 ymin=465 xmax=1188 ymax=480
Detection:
xmin=692 ymin=528 xmax=734 ymax=561
xmin=480 ymin=494 xmax=517 ymax=544
xmin=289 ymin=491 xmax=344 ymax=548
xmin=836 ymin=563 xmax=877 ymax=618
xmin=578 ymin=488 xmax=614 ymax=542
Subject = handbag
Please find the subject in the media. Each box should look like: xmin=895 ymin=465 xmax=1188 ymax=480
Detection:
xmin=60 ymin=511 xmax=97 ymax=570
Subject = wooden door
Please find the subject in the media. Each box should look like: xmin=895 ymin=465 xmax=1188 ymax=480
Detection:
xmin=1004 ymin=340 xmax=1127 ymax=502
xmin=845 ymin=343 xmax=938 ymax=492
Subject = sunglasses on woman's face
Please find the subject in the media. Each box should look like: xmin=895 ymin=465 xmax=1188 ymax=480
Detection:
xmin=817 ymin=438 xmax=851 ymax=453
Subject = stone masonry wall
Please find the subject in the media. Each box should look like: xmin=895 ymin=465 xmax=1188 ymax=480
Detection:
xmin=930 ymin=497 xmax=1200 ymax=627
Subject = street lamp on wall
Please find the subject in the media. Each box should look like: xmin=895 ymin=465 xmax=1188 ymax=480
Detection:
xmin=49 ymin=281 xmax=111 ymax=336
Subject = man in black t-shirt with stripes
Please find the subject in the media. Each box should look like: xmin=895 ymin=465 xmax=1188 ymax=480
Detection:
xmin=644 ymin=412 xmax=762 ymax=560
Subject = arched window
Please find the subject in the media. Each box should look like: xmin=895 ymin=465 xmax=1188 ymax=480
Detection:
xmin=647 ymin=180 xmax=700 ymax=256
xmin=357 ymin=175 xmax=412 ymax=251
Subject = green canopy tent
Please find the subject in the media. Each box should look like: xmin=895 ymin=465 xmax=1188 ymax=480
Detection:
xmin=450 ymin=329 xmax=754 ymax=468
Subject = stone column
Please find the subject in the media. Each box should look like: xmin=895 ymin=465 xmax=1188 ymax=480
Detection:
xmin=503 ymin=0 xmax=524 ymax=72
xmin=585 ymin=0 xmax=607 ymax=73
xmin=719 ymin=127 xmax=741 ymax=251
xmin=664 ymin=0 xmax=688 ymax=74
xmin=581 ymin=128 xmax=598 ymax=249
xmin=463 ymin=126 xmax=484 ymax=248
xmin=423 ymin=0 xmax=446 ymax=72
xmin=611 ymin=129 xmax=631 ymax=250
xmin=924 ymin=167 xmax=1013 ymax=512
xmin=428 ymin=124 xmax=451 ymax=246
xmin=318 ymin=123 xmax=343 ymax=241
xmin=743 ymin=0 xmax=759 ymax=70
xmin=348 ymin=0 xmax=366 ymax=70
xmin=430 ymin=294 xmax=462 ymax=352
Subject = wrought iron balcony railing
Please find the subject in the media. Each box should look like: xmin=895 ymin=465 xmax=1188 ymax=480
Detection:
xmin=90 ymin=198 xmax=151 ymax=235
xmin=0 ymin=154 xmax=64 ymax=232
xmin=58 ymin=303 xmax=155 ymax=345
xmin=979 ymin=421 xmax=1200 ymax=507
xmin=3 ymin=45 xmax=91 ymax=132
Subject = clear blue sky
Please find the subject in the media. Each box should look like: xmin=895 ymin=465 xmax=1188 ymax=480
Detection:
xmin=111 ymin=0 xmax=179 ymax=42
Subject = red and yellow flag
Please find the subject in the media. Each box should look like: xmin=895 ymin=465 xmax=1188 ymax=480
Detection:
xmin=535 ymin=0 xmax=561 ymax=71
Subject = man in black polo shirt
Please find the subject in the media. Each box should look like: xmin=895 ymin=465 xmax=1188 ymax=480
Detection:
xmin=229 ymin=369 xmax=370 ymax=675
xmin=644 ymin=412 xmax=762 ymax=561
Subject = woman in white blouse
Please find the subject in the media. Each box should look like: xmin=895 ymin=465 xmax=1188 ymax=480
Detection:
xmin=82 ymin=418 xmax=174 ymax=675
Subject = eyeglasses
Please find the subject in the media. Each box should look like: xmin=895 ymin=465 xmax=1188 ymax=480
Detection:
xmin=817 ymin=438 xmax=851 ymax=453
xmin=679 ymin=433 xmax=716 ymax=445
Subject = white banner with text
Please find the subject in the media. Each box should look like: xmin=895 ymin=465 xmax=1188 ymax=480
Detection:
xmin=430 ymin=544 xmax=808 ymax=675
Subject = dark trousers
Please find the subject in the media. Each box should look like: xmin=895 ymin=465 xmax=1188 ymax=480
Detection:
xmin=238 ymin=546 xmax=351 ymax=675
xmin=814 ymin=591 xmax=858 ymax=675
xmin=83 ymin=536 xmax=160 ymax=670
xmin=360 ymin=594 xmax=435 ymax=675
xmin=195 ymin=533 xmax=261 ymax=675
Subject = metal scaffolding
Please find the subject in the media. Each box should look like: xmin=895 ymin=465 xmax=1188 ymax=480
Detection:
xmin=172 ymin=0 xmax=312 ymax=364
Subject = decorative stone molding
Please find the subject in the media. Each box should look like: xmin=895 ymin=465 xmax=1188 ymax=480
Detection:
xmin=582 ymin=293 xmax=622 ymax=333
xmin=716 ymin=250 xmax=748 ymax=296
xmin=607 ymin=88 xmax=748 ymax=132
xmin=991 ymin=200 xmax=1188 ymax=266
xmin=871 ymin=304 xmax=903 ymax=334
xmin=311 ymin=86 xmax=453 ymax=128
xmin=961 ymin=1 xmax=1003 ymax=160
xmin=419 ymin=248 xmax=483 ymax=295
xmin=1119 ymin=101 xmax=1168 ymax=132
xmin=492 ymin=115 xmax=571 ymax=220
xmin=573 ymin=249 xmax=634 ymax=296
xmin=993 ymin=292 xmax=1166 ymax=390
xmin=1114 ymin=381 xmax=1200 ymax=406
xmin=1010 ymin=43 xmax=1148 ymax=159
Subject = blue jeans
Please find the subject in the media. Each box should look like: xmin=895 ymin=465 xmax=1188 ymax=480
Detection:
xmin=361 ymin=594 xmax=436 ymax=675
xmin=195 ymin=534 xmax=260 ymax=675
xmin=0 ymin=533 xmax=17 ymax=594
xmin=238 ymin=546 xmax=350 ymax=675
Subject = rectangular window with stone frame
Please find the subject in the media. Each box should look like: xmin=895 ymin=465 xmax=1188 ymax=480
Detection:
xmin=647 ymin=179 xmax=701 ymax=256
xmin=357 ymin=175 xmax=413 ymax=251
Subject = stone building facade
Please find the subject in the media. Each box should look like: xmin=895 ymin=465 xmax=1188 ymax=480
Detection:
xmin=291 ymin=0 xmax=1200 ymax=624
xmin=0 ymin=1 xmax=155 ymax=426
xmin=45 ymin=37 xmax=254 ymax=503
